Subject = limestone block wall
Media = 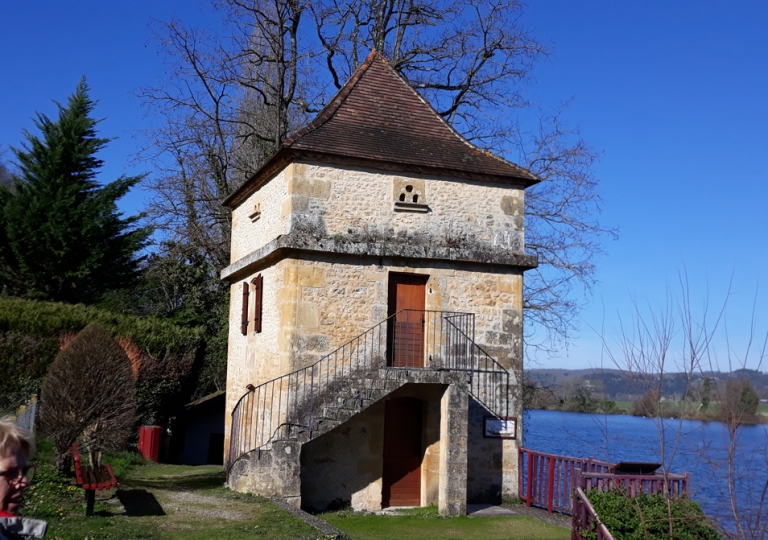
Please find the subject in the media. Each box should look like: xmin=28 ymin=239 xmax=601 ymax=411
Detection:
xmin=300 ymin=383 xmax=449 ymax=513
xmin=467 ymin=397 xmax=519 ymax=503
xmin=230 ymin=167 xmax=290 ymax=263
xmin=225 ymin=254 xmax=524 ymax=476
xmin=230 ymin=161 xmax=527 ymax=262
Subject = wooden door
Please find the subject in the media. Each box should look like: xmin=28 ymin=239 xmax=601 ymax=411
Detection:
xmin=382 ymin=397 xmax=423 ymax=507
xmin=388 ymin=274 xmax=427 ymax=367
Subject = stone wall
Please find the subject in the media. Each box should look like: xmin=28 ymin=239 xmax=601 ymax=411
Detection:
xmin=225 ymin=254 xmax=524 ymax=468
xmin=226 ymin=159 xmax=530 ymax=506
xmin=230 ymin=161 xmax=526 ymax=263
xmin=299 ymin=383 xmax=461 ymax=513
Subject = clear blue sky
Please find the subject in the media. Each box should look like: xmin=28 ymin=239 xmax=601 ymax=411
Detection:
xmin=1 ymin=1 xmax=766 ymax=372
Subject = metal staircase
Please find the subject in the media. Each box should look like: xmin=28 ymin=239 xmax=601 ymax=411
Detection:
xmin=227 ymin=310 xmax=511 ymax=473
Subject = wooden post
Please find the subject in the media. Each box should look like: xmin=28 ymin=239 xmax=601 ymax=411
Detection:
xmin=85 ymin=489 xmax=95 ymax=516
xmin=518 ymin=447 xmax=523 ymax=501
xmin=526 ymin=450 xmax=533 ymax=507
xmin=571 ymin=467 xmax=582 ymax=513
xmin=547 ymin=456 xmax=555 ymax=513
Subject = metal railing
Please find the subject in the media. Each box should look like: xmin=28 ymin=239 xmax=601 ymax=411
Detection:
xmin=576 ymin=468 xmax=690 ymax=498
xmin=519 ymin=447 xmax=613 ymax=514
xmin=572 ymin=487 xmax=615 ymax=540
xmin=228 ymin=309 xmax=511 ymax=472
xmin=519 ymin=447 xmax=691 ymax=516
xmin=444 ymin=324 xmax=510 ymax=419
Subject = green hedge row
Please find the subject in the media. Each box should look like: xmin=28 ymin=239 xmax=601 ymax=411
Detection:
xmin=0 ymin=298 xmax=205 ymax=425
xmin=0 ymin=297 xmax=202 ymax=359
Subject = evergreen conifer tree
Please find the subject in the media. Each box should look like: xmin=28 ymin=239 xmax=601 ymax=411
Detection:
xmin=0 ymin=78 xmax=150 ymax=303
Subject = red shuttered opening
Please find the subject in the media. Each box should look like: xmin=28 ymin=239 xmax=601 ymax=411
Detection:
xmin=252 ymin=275 xmax=263 ymax=333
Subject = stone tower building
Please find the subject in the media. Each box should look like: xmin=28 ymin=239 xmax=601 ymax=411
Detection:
xmin=221 ymin=51 xmax=538 ymax=516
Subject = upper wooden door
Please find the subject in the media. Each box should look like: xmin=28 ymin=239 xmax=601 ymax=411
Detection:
xmin=382 ymin=397 xmax=423 ymax=507
xmin=388 ymin=274 xmax=428 ymax=367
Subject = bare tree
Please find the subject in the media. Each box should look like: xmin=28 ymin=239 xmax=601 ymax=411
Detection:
xmin=140 ymin=0 xmax=615 ymax=350
xmin=40 ymin=323 xmax=136 ymax=473
xmin=600 ymin=274 xmax=768 ymax=539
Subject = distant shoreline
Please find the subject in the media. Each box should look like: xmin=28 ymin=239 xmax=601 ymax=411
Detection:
xmin=524 ymin=406 xmax=768 ymax=425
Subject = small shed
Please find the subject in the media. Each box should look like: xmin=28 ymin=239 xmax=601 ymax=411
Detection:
xmin=177 ymin=391 xmax=225 ymax=466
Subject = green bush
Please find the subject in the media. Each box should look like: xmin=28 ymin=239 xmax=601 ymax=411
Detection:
xmin=587 ymin=490 xmax=721 ymax=540
xmin=0 ymin=297 xmax=202 ymax=356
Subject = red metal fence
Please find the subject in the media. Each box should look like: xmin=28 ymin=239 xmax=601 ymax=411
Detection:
xmin=577 ymin=468 xmax=690 ymax=498
xmin=518 ymin=447 xmax=612 ymax=514
xmin=518 ymin=447 xmax=690 ymax=515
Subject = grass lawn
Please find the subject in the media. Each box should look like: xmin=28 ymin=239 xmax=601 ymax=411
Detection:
xmin=22 ymin=441 xmax=320 ymax=540
xmin=322 ymin=507 xmax=571 ymax=540
xmin=23 ymin=441 xmax=571 ymax=539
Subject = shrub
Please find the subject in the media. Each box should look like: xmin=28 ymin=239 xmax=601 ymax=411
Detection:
xmin=719 ymin=378 xmax=759 ymax=425
xmin=587 ymin=489 xmax=721 ymax=540
xmin=632 ymin=389 xmax=660 ymax=417
xmin=40 ymin=323 xmax=136 ymax=473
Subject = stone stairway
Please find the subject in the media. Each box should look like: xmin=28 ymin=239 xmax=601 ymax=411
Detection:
xmin=227 ymin=310 xmax=510 ymax=500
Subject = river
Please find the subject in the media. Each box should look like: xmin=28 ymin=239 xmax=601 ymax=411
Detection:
xmin=524 ymin=409 xmax=768 ymax=531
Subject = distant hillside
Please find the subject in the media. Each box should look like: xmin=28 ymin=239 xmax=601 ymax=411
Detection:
xmin=526 ymin=367 xmax=768 ymax=401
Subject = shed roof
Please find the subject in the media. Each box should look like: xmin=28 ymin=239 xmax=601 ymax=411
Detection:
xmin=225 ymin=51 xmax=537 ymax=208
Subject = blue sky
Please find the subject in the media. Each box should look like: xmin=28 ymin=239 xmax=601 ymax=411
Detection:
xmin=1 ymin=1 xmax=766 ymax=371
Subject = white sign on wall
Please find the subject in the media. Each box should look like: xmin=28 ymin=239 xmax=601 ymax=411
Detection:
xmin=483 ymin=416 xmax=517 ymax=439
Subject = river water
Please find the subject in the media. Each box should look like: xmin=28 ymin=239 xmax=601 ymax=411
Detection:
xmin=524 ymin=409 xmax=768 ymax=530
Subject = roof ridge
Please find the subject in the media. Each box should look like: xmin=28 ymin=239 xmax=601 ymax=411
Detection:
xmin=375 ymin=56 xmax=533 ymax=178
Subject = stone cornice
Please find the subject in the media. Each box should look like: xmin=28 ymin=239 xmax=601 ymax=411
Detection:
xmin=221 ymin=232 xmax=538 ymax=282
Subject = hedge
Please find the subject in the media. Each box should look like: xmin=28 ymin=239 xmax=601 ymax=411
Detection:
xmin=0 ymin=297 xmax=204 ymax=425
xmin=587 ymin=489 xmax=721 ymax=540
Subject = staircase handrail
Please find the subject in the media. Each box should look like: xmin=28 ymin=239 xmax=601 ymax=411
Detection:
xmin=441 ymin=318 xmax=512 ymax=418
xmin=228 ymin=309 xmax=476 ymax=471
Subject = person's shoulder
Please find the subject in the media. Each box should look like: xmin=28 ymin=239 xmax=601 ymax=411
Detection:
xmin=0 ymin=516 xmax=47 ymax=539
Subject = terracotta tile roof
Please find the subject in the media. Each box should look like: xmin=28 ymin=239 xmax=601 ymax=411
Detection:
xmin=224 ymin=50 xmax=537 ymax=208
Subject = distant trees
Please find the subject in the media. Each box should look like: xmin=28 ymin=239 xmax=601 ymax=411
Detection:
xmin=40 ymin=323 xmax=136 ymax=473
xmin=701 ymin=377 xmax=712 ymax=411
xmin=0 ymin=79 xmax=150 ymax=304
xmin=632 ymin=389 xmax=661 ymax=417
xmin=719 ymin=379 xmax=759 ymax=425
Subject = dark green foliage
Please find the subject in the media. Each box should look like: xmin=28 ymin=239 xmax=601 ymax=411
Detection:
xmin=0 ymin=297 xmax=202 ymax=424
xmin=0 ymin=159 xmax=13 ymax=192
xmin=720 ymin=378 xmax=759 ymax=425
xmin=0 ymin=296 xmax=201 ymax=356
xmin=0 ymin=331 xmax=58 ymax=396
xmin=587 ymin=490 xmax=721 ymax=540
xmin=0 ymin=78 xmax=150 ymax=304
xmin=41 ymin=324 xmax=136 ymax=472
xmin=100 ymin=241 xmax=229 ymax=398
xmin=701 ymin=377 xmax=711 ymax=411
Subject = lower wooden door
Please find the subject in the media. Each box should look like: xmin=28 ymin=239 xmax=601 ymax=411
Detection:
xmin=382 ymin=397 xmax=423 ymax=507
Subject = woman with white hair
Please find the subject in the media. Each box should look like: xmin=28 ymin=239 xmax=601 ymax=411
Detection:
xmin=0 ymin=419 xmax=46 ymax=539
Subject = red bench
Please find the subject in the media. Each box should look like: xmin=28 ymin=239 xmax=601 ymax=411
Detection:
xmin=72 ymin=442 xmax=118 ymax=516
